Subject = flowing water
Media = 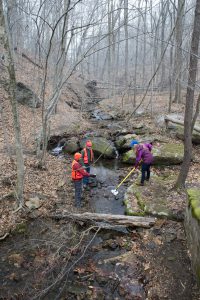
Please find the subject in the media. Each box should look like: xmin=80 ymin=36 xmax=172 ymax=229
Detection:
xmin=1 ymin=121 xmax=199 ymax=299
xmin=89 ymin=160 xmax=126 ymax=215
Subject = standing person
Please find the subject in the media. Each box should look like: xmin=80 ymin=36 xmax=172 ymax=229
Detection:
xmin=81 ymin=140 xmax=94 ymax=188
xmin=71 ymin=152 xmax=95 ymax=207
xmin=130 ymin=140 xmax=153 ymax=186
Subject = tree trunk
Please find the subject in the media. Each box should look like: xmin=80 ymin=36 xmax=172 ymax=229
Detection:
xmin=0 ymin=0 xmax=24 ymax=207
xmin=175 ymin=0 xmax=200 ymax=188
xmin=124 ymin=0 xmax=129 ymax=87
xmin=160 ymin=0 xmax=166 ymax=89
xmin=133 ymin=0 xmax=141 ymax=107
xmin=142 ymin=0 xmax=147 ymax=86
xmin=107 ymin=0 xmax=112 ymax=89
xmin=169 ymin=10 xmax=174 ymax=113
xmin=174 ymin=0 xmax=185 ymax=103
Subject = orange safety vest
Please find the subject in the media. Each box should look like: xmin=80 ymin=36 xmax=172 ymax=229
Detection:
xmin=71 ymin=160 xmax=83 ymax=180
xmin=83 ymin=148 xmax=94 ymax=164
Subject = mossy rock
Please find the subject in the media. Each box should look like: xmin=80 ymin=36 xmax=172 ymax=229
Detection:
xmin=132 ymin=125 xmax=148 ymax=135
xmin=115 ymin=134 xmax=138 ymax=151
xmin=169 ymin=124 xmax=200 ymax=145
xmin=63 ymin=138 xmax=79 ymax=154
xmin=124 ymin=174 xmax=183 ymax=219
xmin=153 ymin=143 xmax=184 ymax=165
xmin=13 ymin=222 xmax=28 ymax=234
xmin=80 ymin=136 xmax=116 ymax=158
xmin=121 ymin=150 xmax=135 ymax=164
xmin=187 ymin=188 xmax=200 ymax=221
xmin=122 ymin=143 xmax=184 ymax=165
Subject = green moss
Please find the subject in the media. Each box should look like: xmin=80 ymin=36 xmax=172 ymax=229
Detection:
xmin=115 ymin=137 xmax=126 ymax=148
xmin=191 ymin=199 xmax=200 ymax=208
xmin=187 ymin=188 xmax=200 ymax=221
xmin=193 ymin=207 xmax=200 ymax=220
xmin=161 ymin=143 xmax=183 ymax=155
xmin=124 ymin=199 xmax=145 ymax=216
xmin=197 ymin=266 xmax=200 ymax=284
xmin=122 ymin=150 xmax=135 ymax=163
xmin=124 ymin=207 xmax=145 ymax=216
xmin=123 ymin=174 xmax=182 ymax=219
xmin=13 ymin=222 xmax=28 ymax=234
xmin=187 ymin=189 xmax=200 ymax=204
xmin=134 ymin=190 xmax=145 ymax=210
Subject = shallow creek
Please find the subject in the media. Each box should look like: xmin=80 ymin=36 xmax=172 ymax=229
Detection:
xmin=89 ymin=159 xmax=126 ymax=215
xmin=0 ymin=154 xmax=199 ymax=299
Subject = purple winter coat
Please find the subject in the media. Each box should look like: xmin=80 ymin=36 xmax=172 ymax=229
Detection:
xmin=135 ymin=143 xmax=153 ymax=166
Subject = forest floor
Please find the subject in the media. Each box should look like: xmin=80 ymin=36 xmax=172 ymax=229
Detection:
xmin=0 ymin=74 xmax=200 ymax=299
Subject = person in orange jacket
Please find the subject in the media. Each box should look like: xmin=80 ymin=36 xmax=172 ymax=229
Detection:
xmin=72 ymin=152 xmax=95 ymax=207
xmin=81 ymin=140 xmax=94 ymax=187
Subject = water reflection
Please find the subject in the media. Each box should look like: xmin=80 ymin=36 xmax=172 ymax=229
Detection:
xmin=89 ymin=160 xmax=125 ymax=215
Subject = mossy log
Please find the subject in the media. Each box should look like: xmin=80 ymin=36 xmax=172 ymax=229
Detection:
xmin=52 ymin=212 xmax=156 ymax=228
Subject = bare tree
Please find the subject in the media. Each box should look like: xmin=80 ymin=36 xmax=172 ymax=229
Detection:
xmin=174 ymin=0 xmax=185 ymax=103
xmin=124 ymin=0 xmax=129 ymax=87
xmin=175 ymin=0 xmax=200 ymax=188
xmin=0 ymin=0 xmax=24 ymax=207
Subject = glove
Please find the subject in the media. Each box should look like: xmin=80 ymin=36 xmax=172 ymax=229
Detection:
xmin=90 ymin=174 xmax=96 ymax=178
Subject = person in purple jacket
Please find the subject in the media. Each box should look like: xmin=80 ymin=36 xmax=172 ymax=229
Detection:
xmin=130 ymin=140 xmax=153 ymax=186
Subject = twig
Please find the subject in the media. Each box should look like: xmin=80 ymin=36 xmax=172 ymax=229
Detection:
xmin=0 ymin=232 xmax=9 ymax=240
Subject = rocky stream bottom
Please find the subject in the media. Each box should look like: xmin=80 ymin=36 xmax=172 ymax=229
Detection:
xmin=0 ymin=160 xmax=199 ymax=299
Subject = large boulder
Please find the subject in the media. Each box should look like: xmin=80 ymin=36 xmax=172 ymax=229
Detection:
xmin=132 ymin=123 xmax=149 ymax=135
xmin=153 ymin=142 xmax=184 ymax=165
xmin=175 ymin=125 xmax=200 ymax=145
xmin=16 ymin=82 xmax=41 ymax=108
xmin=115 ymin=134 xmax=138 ymax=151
xmin=63 ymin=137 xmax=79 ymax=154
xmin=124 ymin=174 xmax=185 ymax=219
xmin=157 ymin=114 xmax=200 ymax=144
xmin=80 ymin=136 xmax=116 ymax=158
xmin=122 ymin=143 xmax=184 ymax=165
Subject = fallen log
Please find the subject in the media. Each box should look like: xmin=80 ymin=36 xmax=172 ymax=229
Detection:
xmin=164 ymin=115 xmax=200 ymax=133
xmin=52 ymin=212 xmax=156 ymax=228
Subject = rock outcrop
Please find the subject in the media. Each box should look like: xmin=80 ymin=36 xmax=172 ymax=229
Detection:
xmin=16 ymin=82 xmax=41 ymax=108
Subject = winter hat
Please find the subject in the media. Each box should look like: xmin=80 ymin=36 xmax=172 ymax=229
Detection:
xmin=86 ymin=140 xmax=92 ymax=147
xmin=74 ymin=152 xmax=82 ymax=161
xmin=130 ymin=140 xmax=139 ymax=147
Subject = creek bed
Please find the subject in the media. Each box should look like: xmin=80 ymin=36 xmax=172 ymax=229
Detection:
xmin=89 ymin=159 xmax=126 ymax=215
xmin=0 ymin=156 xmax=199 ymax=299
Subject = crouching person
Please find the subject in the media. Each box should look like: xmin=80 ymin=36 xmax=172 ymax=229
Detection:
xmin=71 ymin=152 xmax=96 ymax=207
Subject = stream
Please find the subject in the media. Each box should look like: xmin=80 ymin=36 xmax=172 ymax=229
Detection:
xmin=0 ymin=153 xmax=199 ymax=299
xmin=0 ymin=106 xmax=199 ymax=299
xmin=89 ymin=160 xmax=125 ymax=215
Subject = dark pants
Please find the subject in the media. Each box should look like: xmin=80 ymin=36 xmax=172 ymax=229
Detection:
xmin=74 ymin=180 xmax=82 ymax=207
xmin=141 ymin=163 xmax=151 ymax=184
xmin=83 ymin=166 xmax=90 ymax=185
